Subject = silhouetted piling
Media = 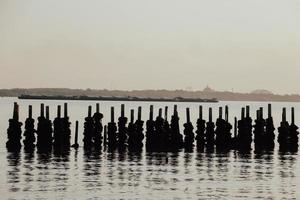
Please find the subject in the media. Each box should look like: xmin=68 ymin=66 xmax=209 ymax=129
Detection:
xmin=6 ymin=102 xmax=22 ymax=151
xmin=154 ymin=108 xmax=165 ymax=150
xmin=215 ymin=106 xmax=232 ymax=150
xmin=146 ymin=105 xmax=156 ymax=149
xmin=195 ymin=106 xmax=206 ymax=146
xmin=107 ymin=107 xmax=117 ymax=149
xmin=253 ymin=108 xmax=266 ymax=148
xmin=117 ymin=104 xmax=127 ymax=147
xmin=183 ymin=107 xmax=194 ymax=149
xmin=71 ymin=121 xmax=79 ymax=149
xmin=61 ymin=103 xmax=71 ymax=148
xmin=23 ymin=105 xmax=36 ymax=149
xmin=170 ymin=105 xmax=183 ymax=149
xmin=129 ymin=107 xmax=144 ymax=150
xmin=206 ymin=107 xmax=215 ymax=146
xmin=36 ymin=103 xmax=52 ymax=150
xmin=237 ymin=106 xmax=252 ymax=150
xmin=83 ymin=106 xmax=94 ymax=148
xmin=93 ymin=103 xmax=104 ymax=148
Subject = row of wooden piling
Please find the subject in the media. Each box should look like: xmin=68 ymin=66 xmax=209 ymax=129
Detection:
xmin=6 ymin=102 xmax=299 ymax=152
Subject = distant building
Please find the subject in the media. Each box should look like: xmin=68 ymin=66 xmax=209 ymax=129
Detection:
xmin=203 ymin=85 xmax=215 ymax=93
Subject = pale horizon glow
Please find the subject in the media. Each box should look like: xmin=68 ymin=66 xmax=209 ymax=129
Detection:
xmin=1 ymin=0 xmax=300 ymax=94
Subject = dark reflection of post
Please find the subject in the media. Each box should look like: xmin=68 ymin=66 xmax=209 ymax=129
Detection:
xmin=23 ymin=151 xmax=35 ymax=191
xmin=82 ymin=149 xmax=102 ymax=190
xmin=6 ymin=152 xmax=21 ymax=193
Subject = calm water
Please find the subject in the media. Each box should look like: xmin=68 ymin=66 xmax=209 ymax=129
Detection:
xmin=1 ymin=97 xmax=300 ymax=199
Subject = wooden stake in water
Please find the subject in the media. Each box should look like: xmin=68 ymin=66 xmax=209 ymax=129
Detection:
xmin=64 ymin=103 xmax=68 ymax=118
xmin=96 ymin=103 xmax=100 ymax=113
xmin=130 ymin=109 xmax=134 ymax=123
xmin=138 ymin=106 xmax=142 ymax=121
xmin=149 ymin=105 xmax=153 ymax=121
xmin=260 ymin=107 xmax=263 ymax=119
xmin=46 ymin=106 xmax=50 ymax=120
xmin=199 ymin=106 xmax=203 ymax=120
xmin=282 ymin=108 xmax=286 ymax=122
xmin=256 ymin=109 xmax=260 ymax=120
xmin=186 ymin=108 xmax=190 ymax=123
xmin=246 ymin=106 xmax=250 ymax=118
xmin=13 ymin=102 xmax=19 ymax=121
xmin=209 ymin=107 xmax=212 ymax=122
xmin=174 ymin=105 xmax=178 ymax=117
xmin=241 ymin=107 xmax=245 ymax=120
xmin=234 ymin=117 xmax=237 ymax=138
xmin=164 ymin=106 xmax=168 ymax=121
xmin=74 ymin=121 xmax=79 ymax=147
xmin=104 ymin=125 xmax=107 ymax=147
xmin=291 ymin=107 xmax=295 ymax=124
xmin=158 ymin=108 xmax=162 ymax=118
xmin=219 ymin=107 xmax=223 ymax=119
xmin=268 ymin=104 xmax=272 ymax=118
xmin=88 ymin=106 xmax=92 ymax=117
xmin=121 ymin=104 xmax=125 ymax=117
xmin=111 ymin=107 xmax=115 ymax=123
xmin=57 ymin=105 xmax=61 ymax=118
xmin=28 ymin=105 xmax=32 ymax=119
xmin=225 ymin=105 xmax=229 ymax=122
xmin=40 ymin=103 xmax=44 ymax=118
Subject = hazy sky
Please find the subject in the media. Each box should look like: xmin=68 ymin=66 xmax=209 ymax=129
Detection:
xmin=1 ymin=0 xmax=300 ymax=94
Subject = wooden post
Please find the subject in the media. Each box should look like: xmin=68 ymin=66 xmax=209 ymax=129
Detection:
xmin=246 ymin=106 xmax=250 ymax=118
xmin=64 ymin=103 xmax=68 ymax=118
xmin=225 ymin=105 xmax=229 ymax=122
xmin=46 ymin=106 xmax=50 ymax=120
xmin=40 ymin=103 xmax=44 ymax=117
xmin=199 ymin=105 xmax=203 ymax=120
xmin=121 ymin=104 xmax=125 ymax=117
xmin=209 ymin=107 xmax=212 ymax=122
xmin=138 ymin=106 xmax=142 ymax=120
xmin=186 ymin=108 xmax=190 ymax=123
xmin=234 ymin=117 xmax=237 ymax=138
xmin=130 ymin=109 xmax=134 ymax=123
xmin=158 ymin=108 xmax=162 ymax=118
xmin=174 ymin=105 xmax=178 ymax=117
xmin=103 ymin=125 xmax=107 ymax=146
xmin=96 ymin=103 xmax=100 ymax=113
xmin=164 ymin=106 xmax=168 ymax=121
xmin=149 ymin=105 xmax=153 ymax=121
xmin=13 ymin=102 xmax=19 ymax=121
xmin=111 ymin=107 xmax=115 ymax=123
xmin=291 ymin=107 xmax=295 ymax=124
xmin=268 ymin=104 xmax=272 ymax=118
xmin=241 ymin=108 xmax=245 ymax=120
xmin=219 ymin=107 xmax=223 ymax=119
xmin=57 ymin=105 xmax=61 ymax=118
xmin=260 ymin=107 xmax=263 ymax=119
xmin=88 ymin=106 xmax=92 ymax=117
xmin=28 ymin=105 xmax=32 ymax=119
xmin=282 ymin=108 xmax=286 ymax=122
xmin=256 ymin=109 xmax=260 ymax=120
xmin=74 ymin=121 xmax=79 ymax=145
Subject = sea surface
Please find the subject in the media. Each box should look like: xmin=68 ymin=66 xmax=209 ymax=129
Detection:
xmin=0 ymin=97 xmax=299 ymax=199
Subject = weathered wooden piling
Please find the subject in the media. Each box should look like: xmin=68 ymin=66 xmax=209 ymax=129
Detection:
xmin=253 ymin=108 xmax=266 ymax=148
xmin=195 ymin=105 xmax=206 ymax=146
xmin=117 ymin=104 xmax=127 ymax=147
xmin=206 ymin=107 xmax=215 ymax=146
xmin=154 ymin=108 xmax=165 ymax=150
xmin=265 ymin=104 xmax=275 ymax=149
xmin=71 ymin=121 xmax=79 ymax=149
xmin=215 ymin=106 xmax=232 ymax=149
xmin=132 ymin=106 xmax=145 ymax=149
xmin=6 ymin=102 xmax=22 ymax=151
xmin=37 ymin=103 xmax=52 ymax=149
xmin=170 ymin=105 xmax=183 ymax=149
xmin=237 ymin=106 xmax=252 ymax=151
xmin=183 ymin=107 xmax=194 ymax=149
xmin=23 ymin=105 xmax=36 ymax=149
xmin=107 ymin=106 xmax=117 ymax=149
xmin=146 ymin=105 xmax=156 ymax=149
xmin=83 ymin=105 xmax=95 ymax=148
xmin=93 ymin=103 xmax=104 ymax=148
xmin=61 ymin=103 xmax=71 ymax=148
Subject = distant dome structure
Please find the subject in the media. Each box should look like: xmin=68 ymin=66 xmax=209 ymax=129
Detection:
xmin=203 ymin=85 xmax=215 ymax=93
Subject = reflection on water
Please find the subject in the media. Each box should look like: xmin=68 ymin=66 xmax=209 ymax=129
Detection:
xmin=3 ymin=148 xmax=299 ymax=199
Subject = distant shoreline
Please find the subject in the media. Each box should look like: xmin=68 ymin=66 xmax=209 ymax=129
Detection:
xmin=1 ymin=88 xmax=300 ymax=102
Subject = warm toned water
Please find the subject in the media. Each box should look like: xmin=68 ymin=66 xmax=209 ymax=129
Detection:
xmin=1 ymin=97 xmax=299 ymax=199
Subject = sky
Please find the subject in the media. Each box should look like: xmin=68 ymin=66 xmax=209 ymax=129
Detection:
xmin=0 ymin=0 xmax=300 ymax=94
